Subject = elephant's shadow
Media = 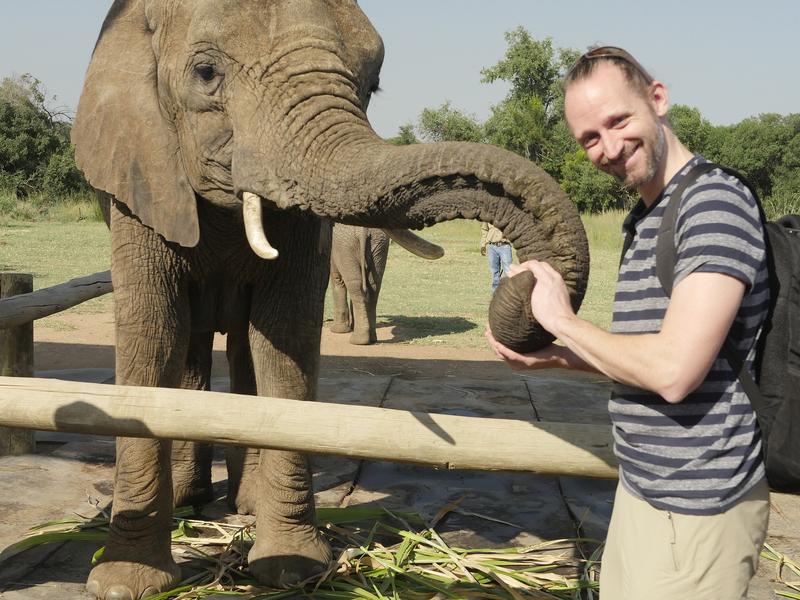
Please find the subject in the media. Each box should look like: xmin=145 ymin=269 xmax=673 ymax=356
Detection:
xmin=377 ymin=315 xmax=476 ymax=343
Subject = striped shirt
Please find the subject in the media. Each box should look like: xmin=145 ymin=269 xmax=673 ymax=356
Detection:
xmin=610 ymin=155 xmax=769 ymax=515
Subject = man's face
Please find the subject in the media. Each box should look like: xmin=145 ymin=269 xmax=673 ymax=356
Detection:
xmin=564 ymin=62 xmax=666 ymax=190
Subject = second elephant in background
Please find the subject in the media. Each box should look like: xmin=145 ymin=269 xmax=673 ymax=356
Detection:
xmin=329 ymin=225 xmax=443 ymax=344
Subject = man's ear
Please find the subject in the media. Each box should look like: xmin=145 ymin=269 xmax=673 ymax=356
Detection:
xmin=648 ymin=80 xmax=670 ymax=118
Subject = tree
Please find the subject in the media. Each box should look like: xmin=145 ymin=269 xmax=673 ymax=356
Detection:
xmin=668 ymin=104 xmax=721 ymax=159
xmin=480 ymin=29 xmax=577 ymax=118
xmin=387 ymin=123 xmax=418 ymax=145
xmin=416 ymin=102 xmax=485 ymax=143
xmin=715 ymin=113 xmax=796 ymax=199
xmin=560 ymin=149 xmax=634 ymax=213
xmin=484 ymin=96 xmax=548 ymax=161
xmin=0 ymin=73 xmax=87 ymax=199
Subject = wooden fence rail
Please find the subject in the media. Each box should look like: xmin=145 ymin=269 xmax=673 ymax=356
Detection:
xmin=0 ymin=270 xmax=112 ymax=330
xmin=0 ymin=271 xmax=618 ymax=479
xmin=0 ymin=376 xmax=618 ymax=478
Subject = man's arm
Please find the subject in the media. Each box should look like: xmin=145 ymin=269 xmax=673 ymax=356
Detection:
xmin=480 ymin=222 xmax=488 ymax=254
xmin=490 ymin=260 xmax=745 ymax=403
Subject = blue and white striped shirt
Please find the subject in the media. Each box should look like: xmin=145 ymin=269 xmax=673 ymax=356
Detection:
xmin=610 ymin=156 xmax=769 ymax=515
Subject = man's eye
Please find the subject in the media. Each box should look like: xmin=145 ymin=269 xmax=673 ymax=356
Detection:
xmin=194 ymin=65 xmax=217 ymax=82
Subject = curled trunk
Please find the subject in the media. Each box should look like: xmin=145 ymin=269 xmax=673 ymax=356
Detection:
xmin=243 ymin=135 xmax=589 ymax=353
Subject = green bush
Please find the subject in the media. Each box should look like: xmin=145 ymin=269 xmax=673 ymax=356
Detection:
xmin=0 ymin=74 xmax=90 ymax=204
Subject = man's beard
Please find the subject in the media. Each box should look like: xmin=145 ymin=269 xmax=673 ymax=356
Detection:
xmin=604 ymin=125 xmax=666 ymax=188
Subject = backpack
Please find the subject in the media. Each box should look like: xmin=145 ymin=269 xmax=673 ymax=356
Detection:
xmin=653 ymin=161 xmax=800 ymax=493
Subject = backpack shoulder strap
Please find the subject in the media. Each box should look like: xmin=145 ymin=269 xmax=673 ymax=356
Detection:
xmin=656 ymin=162 xmax=768 ymax=417
xmin=655 ymin=162 xmax=721 ymax=295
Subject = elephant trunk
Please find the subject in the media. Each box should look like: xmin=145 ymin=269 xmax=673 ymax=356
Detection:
xmin=229 ymin=44 xmax=588 ymax=352
xmin=242 ymin=135 xmax=589 ymax=353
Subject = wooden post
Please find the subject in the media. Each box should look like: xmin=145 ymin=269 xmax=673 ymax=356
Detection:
xmin=0 ymin=273 xmax=36 ymax=455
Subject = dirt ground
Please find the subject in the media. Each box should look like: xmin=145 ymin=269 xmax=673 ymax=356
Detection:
xmin=33 ymin=310 xmax=511 ymax=379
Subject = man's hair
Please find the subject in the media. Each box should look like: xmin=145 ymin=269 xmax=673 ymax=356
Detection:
xmin=563 ymin=45 xmax=654 ymax=98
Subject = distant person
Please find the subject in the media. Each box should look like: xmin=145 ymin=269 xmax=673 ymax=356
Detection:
xmin=486 ymin=46 xmax=770 ymax=599
xmin=480 ymin=222 xmax=512 ymax=293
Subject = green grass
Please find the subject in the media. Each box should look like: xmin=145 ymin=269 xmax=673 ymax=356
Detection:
xmin=1 ymin=213 xmax=625 ymax=347
xmin=0 ymin=188 xmax=102 ymax=225
xmin=0 ymin=220 xmax=112 ymax=315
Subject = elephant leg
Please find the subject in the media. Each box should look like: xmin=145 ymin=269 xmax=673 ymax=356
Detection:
xmin=224 ymin=328 xmax=261 ymax=515
xmin=360 ymin=235 xmax=388 ymax=345
xmin=87 ymin=207 xmax=188 ymax=600
xmin=328 ymin=266 xmax=352 ymax=333
xmin=172 ymin=330 xmax=215 ymax=509
xmin=246 ymin=218 xmax=333 ymax=588
xmin=344 ymin=276 xmax=373 ymax=345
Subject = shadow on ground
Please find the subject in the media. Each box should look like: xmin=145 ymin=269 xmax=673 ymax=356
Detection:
xmin=377 ymin=315 xmax=477 ymax=343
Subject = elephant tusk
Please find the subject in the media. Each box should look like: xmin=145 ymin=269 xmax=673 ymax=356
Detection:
xmin=383 ymin=228 xmax=444 ymax=260
xmin=243 ymin=192 xmax=279 ymax=260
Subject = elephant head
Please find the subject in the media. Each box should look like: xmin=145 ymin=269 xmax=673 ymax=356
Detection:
xmin=72 ymin=0 xmax=589 ymax=353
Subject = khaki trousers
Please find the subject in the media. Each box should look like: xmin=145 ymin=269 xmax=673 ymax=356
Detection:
xmin=599 ymin=479 xmax=769 ymax=600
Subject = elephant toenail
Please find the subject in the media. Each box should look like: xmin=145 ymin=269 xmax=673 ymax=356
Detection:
xmin=105 ymin=584 xmax=135 ymax=600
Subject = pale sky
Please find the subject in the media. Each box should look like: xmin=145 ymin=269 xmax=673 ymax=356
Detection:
xmin=0 ymin=1 xmax=797 ymax=138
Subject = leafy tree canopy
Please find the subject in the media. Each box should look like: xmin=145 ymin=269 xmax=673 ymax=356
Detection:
xmin=417 ymin=101 xmax=485 ymax=143
xmin=388 ymin=122 xmax=418 ymax=145
xmin=0 ymin=73 xmax=87 ymax=199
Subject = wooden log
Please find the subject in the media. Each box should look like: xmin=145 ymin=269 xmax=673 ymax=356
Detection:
xmin=0 ymin=376 xmax=618 ymax=478
xmin=0 ymin=270 xmax=112 ymax=329
xmin=0 ymin=274 xmax=35 ymax=455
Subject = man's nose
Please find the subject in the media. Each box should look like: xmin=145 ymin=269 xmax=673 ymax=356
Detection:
xmin=601 ymin=132 xmax=623 ymax=161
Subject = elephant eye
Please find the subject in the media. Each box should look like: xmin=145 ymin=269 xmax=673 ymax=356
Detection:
xmin=194 ymin=64 xmax=218 ymax=83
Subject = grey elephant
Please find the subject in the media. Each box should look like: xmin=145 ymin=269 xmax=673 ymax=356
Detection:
xmin=69 ymin=0 xmax=590 ymax=598
xmin=329 ymin=225 xmax=443 ymax=344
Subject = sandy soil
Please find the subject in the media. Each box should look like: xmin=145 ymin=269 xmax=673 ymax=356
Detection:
xmin=33 ymin=310 xmax=511 ymax=380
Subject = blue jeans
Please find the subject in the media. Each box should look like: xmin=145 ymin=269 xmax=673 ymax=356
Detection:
xmin=487 ymin=243 xmax=512 ymax=293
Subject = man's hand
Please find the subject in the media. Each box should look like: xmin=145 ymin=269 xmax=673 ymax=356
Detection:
xmin=480 ymin=244 xmax=486 ymax=256
xmin=485 ymin=326 xmax=562 ymax=370
xmin=508 ymin=260 xmax=576 ymax=337
xmin=485 ymin=325 xmax=592 ymax=372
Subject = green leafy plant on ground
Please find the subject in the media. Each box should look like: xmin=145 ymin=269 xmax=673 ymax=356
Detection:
xmin=0 ymin=506 xmax=601 ymax=600
xmin=4 ymin=506 xmax=798 ymax=599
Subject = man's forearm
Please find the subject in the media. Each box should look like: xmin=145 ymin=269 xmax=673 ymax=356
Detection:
xmin=551 ymin=315 xmax=673 ymax=395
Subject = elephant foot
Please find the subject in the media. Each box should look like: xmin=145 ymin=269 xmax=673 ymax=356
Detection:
xmin=226 ymin=446 xmax=260 ymax=515
xmin=348 ymin=329 xmax=376 ymax=345
xmin=329 ymin=321 xmax=352 ymax=334
xmin=247 ymin=524 xmax=333 ymax=588
xmin=173 ymin=478 xmax=214 ymax=509
xmin=228 ymin=479 xmax=259 ymax=515
xmin=227 ymin=468 xmax=260 ymax=515
xmin=86 ymin=560 xmax=181 ymax=600
xmin=172 ymin=441 xmax=214 ymax=508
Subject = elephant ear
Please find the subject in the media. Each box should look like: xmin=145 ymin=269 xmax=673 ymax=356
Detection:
xmin=71 ymin=0 xmax=199 ymax=247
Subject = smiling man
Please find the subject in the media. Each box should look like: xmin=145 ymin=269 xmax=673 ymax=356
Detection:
xmin=486 ymin=46 xmax=770 ymax=599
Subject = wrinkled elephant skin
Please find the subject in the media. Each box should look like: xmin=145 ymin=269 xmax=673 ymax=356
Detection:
xmin=70 ymin=1 xmax=590 ymax=598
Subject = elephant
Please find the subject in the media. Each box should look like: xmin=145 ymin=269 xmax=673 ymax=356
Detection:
xmin=329 ymin=225 xmax=443 ymax=345
xmin=69 ymin=1 xmax=590 ymax=598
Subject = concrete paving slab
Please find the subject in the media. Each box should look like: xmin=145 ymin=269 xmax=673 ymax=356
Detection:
xmin=345 ymin=377 xmax=584 ymax=557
